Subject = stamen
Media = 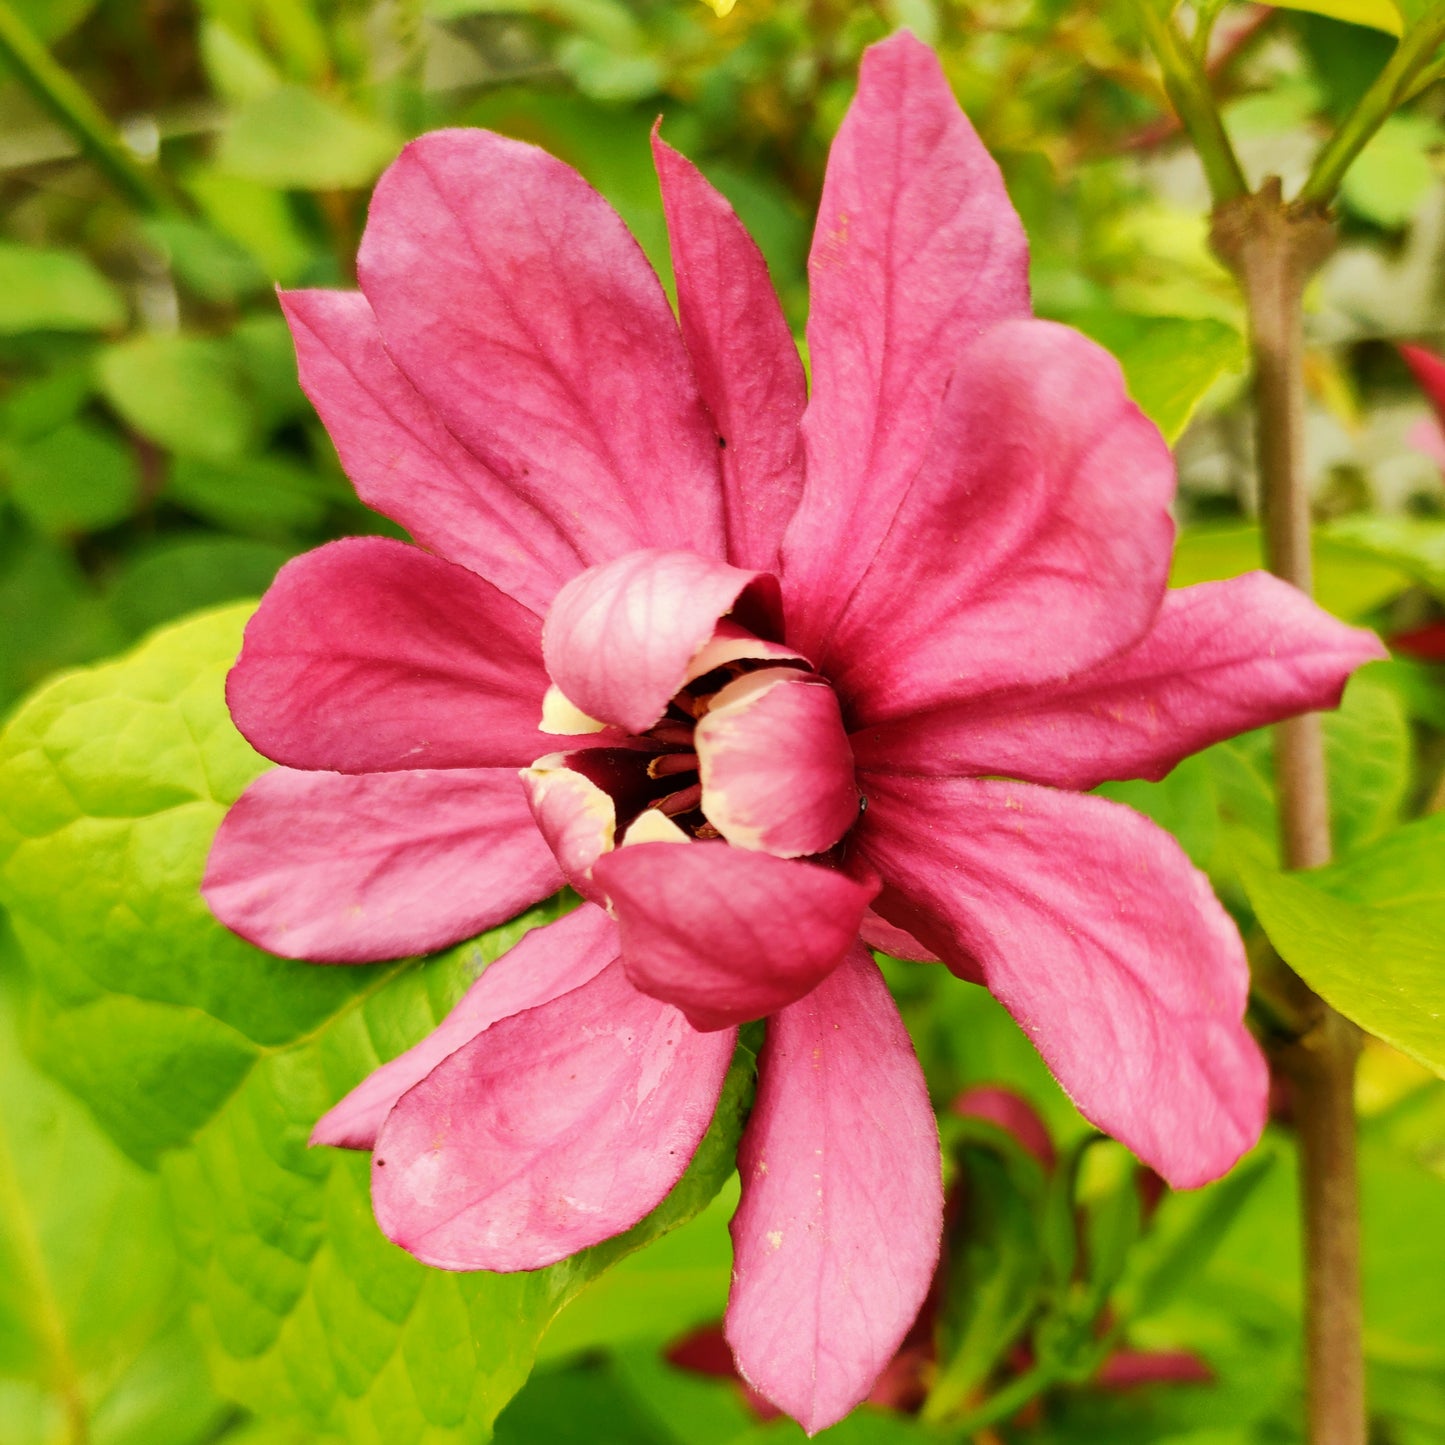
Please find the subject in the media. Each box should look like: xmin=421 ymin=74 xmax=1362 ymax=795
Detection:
xmin=648 ymin=751 xmax=700 ymax=779
xmin=655 ymin=783 xmax=703 ymax=817
xmin=647 ymin=720 xmax=696 ymax=747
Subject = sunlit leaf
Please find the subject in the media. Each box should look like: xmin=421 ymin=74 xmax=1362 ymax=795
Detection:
xmin=0 ymin=930 xmax=232 ymax=1445
xmin=1235 ymin=817 xmax=1445 ymax=1076
xmin=1073 ymin=314 xmax=1245 ymax=443
xmin=1169 ymin=524 xmax=1412 ymax=619
xmin=1266 ymin=0 xmax=1402 ymax=36
xmin=218 ymin=87 xmax=402 ymax=190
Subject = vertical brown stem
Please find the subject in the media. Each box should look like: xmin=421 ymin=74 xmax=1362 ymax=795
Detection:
xmin=1211 ymin=180 xmax=1366 ymax=1445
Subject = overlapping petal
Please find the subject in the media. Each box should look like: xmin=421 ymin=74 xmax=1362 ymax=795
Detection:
xmin=357 ymin=129 xmax=726 ymax=566
xmin=854 ymin=774 xmax=1268 ymax=1187
xmin=279 ymin=289 xmax=583 ymax=612
xmin=696 ymin=668 xmax=857 ymax=857
xmin=542 ymin=549 xmax=780 ymax=733
xmin=312 ymin=904 xmax=617 ymax=1148
xmin=652 ymin=132 xmax=807 ymax=572
xmin=594 ymin=842 xmax=877 ymax=1031
xmin=853 ymin=574 xmax=1386 ymax=787
xmin=228 ymin=537 xmax=563 ymax=773
xmin=821 ymin=319 xmax=1176 ymax=725
xmin=781 ymin=29 xmax=1031 ymax=658
xmin=371 ymin=960 xmax=736 ymax=1270
xmin=203 ymin=767 xmax=561 ymax=963
xmin=726 ymin=946 xmax=942 ymax=1433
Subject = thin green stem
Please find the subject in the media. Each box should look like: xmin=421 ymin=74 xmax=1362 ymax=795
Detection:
xmin=1402 ymin=48 xmax=1445 ymax=102
xmin=1131 ymin=0 xmax=1249 ymax=206
xmin=0 ymin=0 xmax=172 ymax=211
xmin=1300 ymin=3 xmax=1445 ymax=206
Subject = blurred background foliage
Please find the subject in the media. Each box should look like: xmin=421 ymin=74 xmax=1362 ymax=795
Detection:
xmin=2 ymin=0 xmax=1445 ymax=1442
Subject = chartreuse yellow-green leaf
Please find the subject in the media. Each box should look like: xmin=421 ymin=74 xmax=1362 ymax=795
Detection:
xmin=1235 ymin=815 xmax=1445 ymax=1077
xmin=0 ymin=605 xmax=754 ymax=1442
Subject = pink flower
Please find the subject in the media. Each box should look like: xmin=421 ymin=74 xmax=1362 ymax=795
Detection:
xmin=202 ymin=31 xmax=1381 ymax=1433
xmin=1399 ymin=342 xmax=1445 ymax=470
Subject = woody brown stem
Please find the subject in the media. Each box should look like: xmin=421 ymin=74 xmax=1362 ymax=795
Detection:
xmin=1211 ymin=183 xmax=1365 ymax=1445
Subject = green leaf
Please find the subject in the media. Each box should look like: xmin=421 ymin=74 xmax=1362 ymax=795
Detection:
xmin=1226 ymin=667 xmax=1412 ymax=858
xmin=218 ymin=87 xmax=402 ymax=190
xmin=538 ymin=1182 xmax=734 ymax=1364
xmin=926 ymin=1140 xmax=1048 ymax=1420
xmin=166 ymin=454 xmax=329 ymax=539
xmin=1340 ymin=115 xmax=1443 ymax=229
xmin=1322 ymin=514 xmax=1445 ymax=599
xmin=0 ymin=244 xmax=124 ymax=335
xmin=1234 ymin=816 xmax=1445 ymax=1075
xmin=1169 ymin=524 xmax=1412 ymax=620
xmin=1070 ymin=313 xmax=1245 ymax=443
xmin=106 ymin=539 xmax=289 ymax=637
xmin=0 ymin=930 xmax=232 ymax=1445
xmin=6 ymin=420 xmax=139 ymax=536
xmin=98 ymin=335 xmax=255 ymax=462
xmin=0 ymin=607 xmax=754 ymax=1438
xmin=1267 ymin=0 xmax=1402 ymax=35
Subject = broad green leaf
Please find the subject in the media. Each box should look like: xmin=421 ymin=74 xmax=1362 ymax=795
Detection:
xmin=1168 ymin=524 xmax=1411 ymax=620
xmin=0 ymin=244 xmax=124 ymax=335
xmin=98 ymin=335 xmax=255 ymax=462
xmin=6 ymin=421 xmax=139 ymax=536
xmin=162 ymin=993 xmax=754 ymax=1442
xmin=1266 ymin=0 xmax=1402 ymax=35
xmin=0 ymin=607 xmax=754 ymax=1438
xmin=218 ymin=87 xmax=402 ymax=190
xmin=1071 ymin=313 xmax=1245 ymax=443
xmin=1234 ymin=817 xmax=1445 ymax=1075
xmin=0 ymin=936 xmax=232 ymax=1445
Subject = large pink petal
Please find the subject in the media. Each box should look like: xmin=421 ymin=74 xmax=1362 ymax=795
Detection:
xmin=203 ymin=767 xmax=561 ymax=963
xmin=695 ymin=669 xmax=857 ymax=857
xmin=357 ymin=130 xmax=725 ymax=565
xmin=593 ymin=842 xmax=877 ymax=1032
xmin=542 ymin=549 xmax=780 ymax=734
xmin=228 ymin=537 xmax=571 ymax=773
xmin=854 ymin=774 xmax=1268 ymax=1188
xmin=279 ymin=289 xmax=583 ymax=612
xmin=780 ymin=30 xmax=1030 ymax=658
xmin=853 ymin=574 xmax=1386 ymax=788
xmin=652 ymin=132 xmax=806 ymax=572
xmin=371 ymin=960 xmax=735 ymax=1270
xmin=312 ymin=903 xmax=617 ymax=1148
xmin=820 ymin=319 xmax=1176 ymax=725
xmin=725 ymin=946 xmax=942 ymax=1433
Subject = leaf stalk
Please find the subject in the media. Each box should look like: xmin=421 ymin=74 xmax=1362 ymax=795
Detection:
xmin=0 ymin=0 xmax=172 ymax=212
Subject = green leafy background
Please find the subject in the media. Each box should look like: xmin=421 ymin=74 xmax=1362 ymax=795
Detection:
xmin=2 ymin=0 xmax=1445 ymax=1442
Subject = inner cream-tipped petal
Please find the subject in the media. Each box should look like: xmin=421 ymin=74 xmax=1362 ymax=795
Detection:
xmin=696 ymin=668 xmax=858 ymax=858
xmin=520 ymin=756 xmax=616 ymax=899
xmin=683 ymin=619 xmax=808 ymax=686
xmin=623 ymin=811 xmax=693 ymax=846
xmin=540 ymin=683 xmax=608 ymax=735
